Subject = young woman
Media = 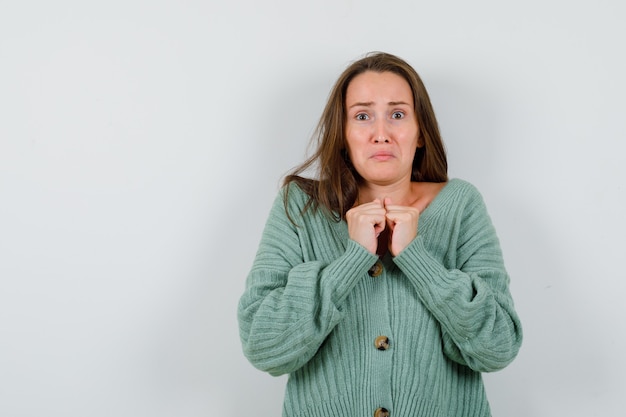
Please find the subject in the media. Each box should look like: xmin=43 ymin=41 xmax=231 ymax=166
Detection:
xmin=238 ymin=52 xmax=522 ymax=417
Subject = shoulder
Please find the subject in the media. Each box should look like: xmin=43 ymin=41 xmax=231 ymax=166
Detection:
xmin=269 ymin=179 xmax=325 ymax=223
xmin=428 ymin=179 xmax=493 ymax=226
xmin=443 ymin=179 xmax=498 ymax=234
xmin=440 ymin=178 xmax=485 ymax=206
xmin=279 ymin=180 xmax=316 ymax=210
xmin=447 ymin=178 xmax=480 ymax=194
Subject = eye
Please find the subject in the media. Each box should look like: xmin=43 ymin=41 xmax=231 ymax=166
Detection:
xmin=391 ymin=111 xmax=405 ymax=120
xmin=355 ymin=113 xmax=369 ymax=121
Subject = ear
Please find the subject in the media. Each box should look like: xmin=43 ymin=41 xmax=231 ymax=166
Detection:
xmin=416 ymin=134 xmax=425 ymax=148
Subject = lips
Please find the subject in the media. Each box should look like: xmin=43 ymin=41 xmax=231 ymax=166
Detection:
xmin=370 ymin=151 xmax=395 ymax=161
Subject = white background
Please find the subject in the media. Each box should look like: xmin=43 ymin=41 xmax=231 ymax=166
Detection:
xmin=1 ymin=0 xmax=624 ymax=416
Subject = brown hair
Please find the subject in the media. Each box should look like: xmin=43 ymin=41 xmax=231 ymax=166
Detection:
xmin=284 ymin=52 xmax=447 ymax=221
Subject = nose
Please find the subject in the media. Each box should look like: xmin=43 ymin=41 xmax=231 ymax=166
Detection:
xmin=372 ymin=120 xmax=390 ymax=143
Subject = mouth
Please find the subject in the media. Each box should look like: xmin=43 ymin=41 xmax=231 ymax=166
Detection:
xmin=370 ymin=151 xmax=395 ymax=161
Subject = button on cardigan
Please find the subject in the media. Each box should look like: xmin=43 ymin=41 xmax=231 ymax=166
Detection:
xmin=238 ymin=179 xmax=523 ymax=417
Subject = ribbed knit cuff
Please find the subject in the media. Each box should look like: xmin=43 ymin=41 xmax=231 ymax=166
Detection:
xmin=322 ymin=239 xmax=379 ymax=307
xmin=393 ymin=235 xmax=446 ymax=283
xmin=392 ymin=236 xmax=473 ymax=316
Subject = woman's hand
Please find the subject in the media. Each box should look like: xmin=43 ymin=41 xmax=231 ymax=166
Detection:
xmin=346 ymin=199 xmax=387 ymax=254
xmin=347 ymin=198 xmax=420 ymax=256
xmin=384 ymin=198 xmax=420 ymax=256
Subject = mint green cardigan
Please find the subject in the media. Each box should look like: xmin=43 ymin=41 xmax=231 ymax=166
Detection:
xmin=238 ymin=179 xmax=522 ymax=417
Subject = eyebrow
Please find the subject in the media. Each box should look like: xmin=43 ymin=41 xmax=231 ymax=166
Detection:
xmin=348 ymin=101 xmax=411 ymax=109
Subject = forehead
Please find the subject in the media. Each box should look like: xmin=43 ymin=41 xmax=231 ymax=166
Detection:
xmin=345 ymin=71 xmax=413 ymax=105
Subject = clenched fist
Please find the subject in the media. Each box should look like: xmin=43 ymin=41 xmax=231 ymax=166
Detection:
xmin=346 ymin=199 xmax=387 ymax=255
xmin=383 ymin=198 xmax=420 ymax=256
xmin=346 ymin=198 xmax=420 ymax=256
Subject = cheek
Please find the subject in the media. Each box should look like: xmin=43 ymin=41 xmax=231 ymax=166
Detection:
xmin=344 ymin=126 xmax=356 ymax=144
xmin=345 ymin=146 xmax=358 ymax=165
xmin=345 ymin=126 xmax=369 ymax=147
xmin=344 ymin=132 xmax=360 ymax=156
xmin=344 ymin=144 xmax=363 ymax=170
xmin=408 ymin=127 xmax=421 ymax=149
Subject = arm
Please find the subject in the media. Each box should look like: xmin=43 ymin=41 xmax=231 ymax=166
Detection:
xmin=237 ymin=187 xmax=377 ymax=376
xmin=393 ymin=187 xmax=522 ymax=372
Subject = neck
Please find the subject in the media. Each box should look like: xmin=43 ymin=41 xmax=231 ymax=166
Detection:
xmin=358 ymin=179 xmax=418 ymax=206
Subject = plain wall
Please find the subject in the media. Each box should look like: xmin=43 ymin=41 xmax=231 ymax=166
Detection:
xmin=1 ymin=0 xmax=625 ymax=416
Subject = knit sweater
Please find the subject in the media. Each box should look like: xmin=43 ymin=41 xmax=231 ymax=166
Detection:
xmin=238 ymin=179 xmax=522 ymax=417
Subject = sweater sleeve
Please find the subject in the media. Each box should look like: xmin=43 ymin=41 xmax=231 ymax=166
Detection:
xmin=237 ymin=187 xmax=378 ymax=376
xmin=392 ymin=185 xmax=523 ymax=373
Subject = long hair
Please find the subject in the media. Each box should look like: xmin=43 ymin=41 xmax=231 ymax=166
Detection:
xmin=284 ymin=52 xmax=448 ymax=221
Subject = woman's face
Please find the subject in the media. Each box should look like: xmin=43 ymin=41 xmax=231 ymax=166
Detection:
xmin=344 ymin=71 xmax=421 ymax=187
